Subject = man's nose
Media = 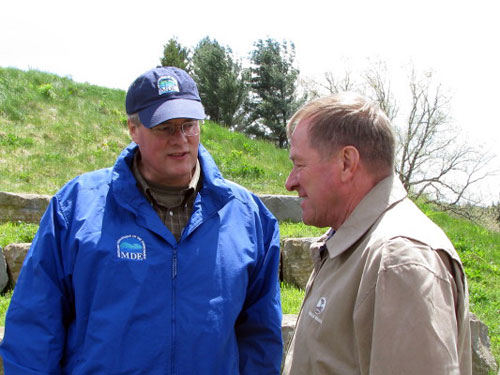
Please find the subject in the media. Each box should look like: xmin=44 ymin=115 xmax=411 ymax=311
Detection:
xmin=285 ymin=169 xmax=297 ymax=191
xmin=168 ymin=127 xmax=187 ymax=141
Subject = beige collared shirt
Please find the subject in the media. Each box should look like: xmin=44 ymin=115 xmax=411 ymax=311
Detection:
xmin=283 ymin=174 xmax=472 ymax=375
xmin=132 ymin=151 xmax=201 ymax=241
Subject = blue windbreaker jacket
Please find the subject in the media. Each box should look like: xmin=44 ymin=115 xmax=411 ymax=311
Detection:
xmin=0 ymin=143 xmax=283 ymax=375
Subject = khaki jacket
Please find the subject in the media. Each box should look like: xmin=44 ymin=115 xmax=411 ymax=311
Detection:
xmin=282 ymin=175 xmax=472 ymax=375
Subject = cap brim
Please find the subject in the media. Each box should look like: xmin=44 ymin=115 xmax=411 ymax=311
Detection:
xmin=138 ymin=98 xmax=205 ymax=128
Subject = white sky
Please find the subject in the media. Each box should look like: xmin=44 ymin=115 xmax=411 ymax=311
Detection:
xmin=1 ymin=0 xmax=499 ymax=203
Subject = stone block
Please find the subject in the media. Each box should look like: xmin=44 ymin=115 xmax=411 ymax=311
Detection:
xmin=0 ymin=191 xmax=50 ymax=224
xmin=3 ymin=243 xmax=31 ymax=286
xmin=0 ymin=249 xmax=8 ymax=293
xmin=282 ymin=314 xmax=298 ymax=353
xmin=281 ymin=314 xmax=298 ymax=371
xmin=281 ymin=237 xmax=317 ymax=289
xmin=258 ymin=194 xmax=302 ymax=223
xmin=470 ymin=313 xmax=499 ymax=375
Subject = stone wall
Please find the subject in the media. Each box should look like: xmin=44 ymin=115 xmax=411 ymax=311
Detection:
xmin=0 ymin=192 xmax=51 ymax=224
xmin=0 ymin=253 xmax=7 ymax=294
xmin=0 ymin=191 xmax=303 ymax=224
xmin=281 ymin=237 xmax=316 ymax=289
xmin=1 ymin=243 xmax=30 ymax=289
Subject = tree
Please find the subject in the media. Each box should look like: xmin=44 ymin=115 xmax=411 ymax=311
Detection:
xmin=303 ymin=62 xmax=496 ymax=210
xmin=363 ymin=62 xmax=399 ymax=122
xmin=493 ymin=201 xmax=500 ymax=224
xmin=160 ymin=37 xmax=190 ymax=72
xmin=191 ymin=37 xmax=249 ymax=127
xmin=247 ymin=38 xmax=302 ymax=147
xmin=302 ymin=71 xmax=356 ymax=99
xmin=392 ymin=69 xmax=495 ymax=209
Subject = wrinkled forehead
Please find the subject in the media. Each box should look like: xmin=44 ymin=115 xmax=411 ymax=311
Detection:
xmin=288 ymin=111 xmax=318 ymax=139
xmin=289 ymin=118 xmax=315 ymax=154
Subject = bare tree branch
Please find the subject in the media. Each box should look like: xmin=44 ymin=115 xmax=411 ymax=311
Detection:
xmin=302 ymin=61 xmax=498 ymax=210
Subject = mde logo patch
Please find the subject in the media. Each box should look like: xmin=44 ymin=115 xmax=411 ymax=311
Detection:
xmin=158 ymin=76 xmax=179 ymax=95
xmin=117 ymin=235 xmax=146 ymax=261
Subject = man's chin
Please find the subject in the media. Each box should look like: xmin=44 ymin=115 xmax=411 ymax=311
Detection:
xmin=301 ymin=215 xmax=317 ymax=227
xmin=302 ymin=214 xmax=328 ymax=229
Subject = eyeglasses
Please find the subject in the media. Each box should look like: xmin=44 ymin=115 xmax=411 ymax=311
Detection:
xmin=151 ymin=120 xmax=201 ymax=137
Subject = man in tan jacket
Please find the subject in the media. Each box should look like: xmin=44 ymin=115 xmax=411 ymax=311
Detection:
xmin=282 ymin=92 xmax=472 ymax=375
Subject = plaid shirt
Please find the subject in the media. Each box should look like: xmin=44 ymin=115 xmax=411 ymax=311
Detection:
xmin=132 ymin=151 xmax=201 ymax=242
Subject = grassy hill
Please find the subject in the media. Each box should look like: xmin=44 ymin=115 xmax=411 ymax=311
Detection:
xmin=0 ymin=67 xmax=291 ymax=195
xmin=1 ymin=67 xmax=499 ymax=363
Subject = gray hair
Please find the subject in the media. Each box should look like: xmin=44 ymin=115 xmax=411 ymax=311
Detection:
xmin=128 ymin=113 xmax=142 ymax=127
xmin=287 ymin=92 xmax=395 ymax=173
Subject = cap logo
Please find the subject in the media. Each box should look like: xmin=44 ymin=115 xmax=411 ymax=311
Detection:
xmin=158 ymin=75 xmax=179 ymax=96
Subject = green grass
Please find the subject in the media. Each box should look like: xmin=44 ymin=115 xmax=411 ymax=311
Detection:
xmin=0 ymin=68 xmax=129 ymax=194
xmin=1 ymin=67 xmax=499 ymax=365
xmin=280 ymin=282 xmax=304 ymax=314
xmin=0 ymin=290 xmax=13 ymax=325
xmin=0 ymin=66 xmax=291 ymax=196
xmin=279 ymin=221 xmax=328 ymax=238
xmin=201 ymin=121 xmax=292 ymax=194
xmin=420 ymin=202 xmax=500 ymax=361
xmin=0 ymin=222 xmax=39 ymax=248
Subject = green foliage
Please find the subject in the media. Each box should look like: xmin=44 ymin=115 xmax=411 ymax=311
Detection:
xmin=0 ymin=290 xmax=13 ymax=325
xmin=0 ymin=133 xmax=35 ymax=147
xmin=37 ymin=83 xmax=55 ymax=99
xmin=200 ymin=121 xmax=291 ymax=193
xmin=0 ymin=222 xmax=39 ymax=248
xmin=0 ymin=67 xmax=129 ymax=194
xmin=191 ymin=37 xmax=249 ymax=127
xmin=218 ymin=150 xmax=264 ymax=178
xmin=280 ymin=282 xmax=304 ymax=314
xmin=417 ymin=200 xmax=500 ymax=361
xmin=0 ymin=221 xmax=38 ymax=326
xmin=160 ymin=37 xmax=190 ymax=72
xmin=0 ymin=68 xmax=293 ymax=195
xmin=279 ymin=221 xmax=328 ymax=238
xmin=247 ymin=38 xmax=303 ymax=147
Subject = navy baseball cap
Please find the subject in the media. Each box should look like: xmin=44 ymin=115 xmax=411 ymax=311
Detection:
xmin=125 ymin=66 xmax=205 ymax=128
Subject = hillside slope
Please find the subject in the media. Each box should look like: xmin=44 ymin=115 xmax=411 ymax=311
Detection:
xmin=0 ymin=67 xmax=291 ymax=195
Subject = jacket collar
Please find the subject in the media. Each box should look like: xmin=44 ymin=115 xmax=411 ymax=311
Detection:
xmin=325 ymin=174 xmax=407 ymax=259
xmin=110 ymin=142 xmax=234 ymax=227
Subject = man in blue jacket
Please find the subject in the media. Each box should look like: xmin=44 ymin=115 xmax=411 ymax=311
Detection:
xmin=0 ymin=67 xmax=283 ymax=374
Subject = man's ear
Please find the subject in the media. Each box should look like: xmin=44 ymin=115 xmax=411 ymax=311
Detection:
xmin=339 ymin=146 xmax=360 ymax=182
xmin=128 ymin=119 xmax=139 ymax=144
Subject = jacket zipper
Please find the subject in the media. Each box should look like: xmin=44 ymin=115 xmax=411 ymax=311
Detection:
xmin=171 ymin=247 xmax=177 ymax=375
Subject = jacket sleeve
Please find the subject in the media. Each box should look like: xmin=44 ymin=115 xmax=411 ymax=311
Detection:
xmin=235 ymin=199 xmax=283 ymax=375
xmin=0 ymin=196 xmax=74 ymax=375
xmin=354 ymin=238 xmax=471 ymax=375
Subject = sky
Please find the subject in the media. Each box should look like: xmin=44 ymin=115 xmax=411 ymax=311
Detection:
xmin=1 ymin=0 xmax=499 ymax=203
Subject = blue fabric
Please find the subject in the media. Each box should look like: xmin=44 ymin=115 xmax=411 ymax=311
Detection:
xmin=125 ymin=66 xmax=205 ymax=128
xmin=0 ymin=143 xmax=282 ymax=375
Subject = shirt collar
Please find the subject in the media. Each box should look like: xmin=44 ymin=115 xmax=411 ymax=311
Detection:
xmin=132 ymin=150 xmax=201 ymax=209
xmin=325 ymin=174 xmax=407 ymax=259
